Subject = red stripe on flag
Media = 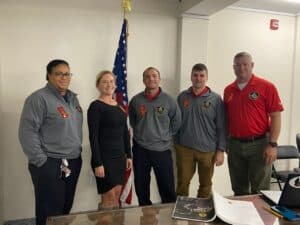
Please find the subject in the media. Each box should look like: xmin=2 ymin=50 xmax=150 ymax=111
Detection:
xmin=113 ymin=19 xmax=132 ymax=206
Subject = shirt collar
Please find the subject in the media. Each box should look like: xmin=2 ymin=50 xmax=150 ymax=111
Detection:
xmin=46 ymin=83 xmax=74 ymax=101
xmin=144 ymin=87 xmax=161 ymax=101
xmin=234 ymin=74 xmax=256 ymax=89
xmin=188 ymin=86 xmax=210 ymax=97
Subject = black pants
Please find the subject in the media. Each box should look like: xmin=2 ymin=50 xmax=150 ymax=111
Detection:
xmin=132 ymin=142 xmax=176 ymax=206
xmin=28 ymin=156 xmax=82 ymax=225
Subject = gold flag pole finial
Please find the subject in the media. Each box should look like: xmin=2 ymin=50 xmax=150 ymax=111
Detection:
xmin=122 ymin=0 xmax=131 ymax=18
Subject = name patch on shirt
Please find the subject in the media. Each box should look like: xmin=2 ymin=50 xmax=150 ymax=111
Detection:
xmin=57 ymin=106 xmax=69 ymax=118
xmin=249 ymin=91 xmax=259 ymax=100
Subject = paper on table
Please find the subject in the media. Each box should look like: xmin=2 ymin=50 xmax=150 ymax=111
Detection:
xmin=213 ymin=191 xmax=265 ymax=225
xmin=260 ymin=190 xmax=281 ymax=204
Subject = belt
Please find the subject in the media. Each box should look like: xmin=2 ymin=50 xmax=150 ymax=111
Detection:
xmin=230 ymin=134 xmax=267 ymax=143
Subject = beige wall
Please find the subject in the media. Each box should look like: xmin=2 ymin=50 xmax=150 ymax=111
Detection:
xmin=0 ymin=1 xmax=179 ymax=220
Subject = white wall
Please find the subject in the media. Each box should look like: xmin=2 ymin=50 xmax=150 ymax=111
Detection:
xmin=179 ymin=15 xmax=209 ymax=91
xmin=207 ymin=8 xmax=295 ymax=145
xmin=178 ymin=8 xmax=299 ymax=197
xmin=0 ymin=1 xmax=179 ymax=220
xmin=0 ymin=57 xmax=4 ymax=224
xmin=290 ymin=15 xmax=300 ymax=144
xmin=208 ymin=8 xmax=295 ymax=115
xmin=207 ymin=8 xmax=297 ymax=171
xmin=177 ymin=15 xmax=233 ymax=197
xmin=2 ymin=1 xmax=300 ymax=221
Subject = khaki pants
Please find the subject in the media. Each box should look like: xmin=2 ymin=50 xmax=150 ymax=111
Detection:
xmin=175 ymin=144 xmax=215 ymax=198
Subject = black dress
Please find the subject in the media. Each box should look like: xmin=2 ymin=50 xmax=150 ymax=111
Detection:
xmin=87 ymin=100 xmax=131 ymax=194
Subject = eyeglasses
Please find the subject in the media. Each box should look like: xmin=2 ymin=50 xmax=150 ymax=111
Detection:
xmin=53 ymin=72 xmax=73 ymax=78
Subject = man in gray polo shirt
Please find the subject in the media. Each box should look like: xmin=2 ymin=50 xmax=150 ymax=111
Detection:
xmin=176 ymin=63 xmax=226 ymax=198
xmin=129 ymin=67 xmax=181 ymax=206
xmin=19 ymin=59 xmax=83 ymax=225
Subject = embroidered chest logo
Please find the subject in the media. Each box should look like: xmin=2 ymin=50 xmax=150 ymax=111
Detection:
xmin=249 ymin=91 xmax=259 ymax=100
xmin=156 ymin=106 xmax=165 ymax=114
xmin=57 ymin=106 xmax=69 ymax=118
xmin=202 ymin=101 xmax=211 ymax=108
xmin=183 ymin=97 xmax=189 ymax=108
xmin=76 ymin=105 xmax=82 ymax=113
xmin=139 ymin=105 xmax=147 ymax=117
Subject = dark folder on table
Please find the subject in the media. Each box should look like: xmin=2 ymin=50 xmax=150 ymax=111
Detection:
xmin=260 ymin=173 xmax=300 ymax=208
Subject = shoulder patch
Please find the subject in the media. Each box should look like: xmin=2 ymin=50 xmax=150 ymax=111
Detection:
xmin=183 ymin=97 xmax=189 ymax=108
xmin=139 ymin=105 xmax=147 ymax=117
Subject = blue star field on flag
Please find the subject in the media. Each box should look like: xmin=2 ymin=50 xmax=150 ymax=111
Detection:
xmin=113 ymin=19 xmax=133 ymax=206
xmin=113 ymin=19 xmax=129 ymax=112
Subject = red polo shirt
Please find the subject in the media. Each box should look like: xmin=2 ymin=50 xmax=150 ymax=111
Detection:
xmin=223 ymin=74 xmax=283 ymax=138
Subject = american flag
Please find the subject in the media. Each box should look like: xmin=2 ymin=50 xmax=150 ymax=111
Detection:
xmin=113 ymin=19 xmax=133 ymax=206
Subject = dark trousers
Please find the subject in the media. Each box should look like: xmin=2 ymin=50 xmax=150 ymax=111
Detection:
xmin=132 ymin=142 xmax=176 ymax=206
xmin=28 ymin=156 xmax=82 ymax=225
xmin=228 ymin=137 xmax=271 ymax=195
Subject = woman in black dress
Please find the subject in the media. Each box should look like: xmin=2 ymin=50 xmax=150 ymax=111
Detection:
xmin=87 ymin=70 xmax=132 ymax=209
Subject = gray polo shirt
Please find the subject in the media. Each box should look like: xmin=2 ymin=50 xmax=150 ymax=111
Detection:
xmin=129 ymin=89 xmax=181 ymax=151
xmin=19 ymin=83 xmax=83 ymax=167
xmin=176 ymin=87 xmax=226 ymax=152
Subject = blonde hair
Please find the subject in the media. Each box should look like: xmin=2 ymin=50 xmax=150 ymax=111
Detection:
xmin=95 ymin=70 xmax=115 ymax=87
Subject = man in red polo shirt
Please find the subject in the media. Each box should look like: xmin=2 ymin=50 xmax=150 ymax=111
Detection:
xmin=224 ymin=52 xmax=283 ymax=195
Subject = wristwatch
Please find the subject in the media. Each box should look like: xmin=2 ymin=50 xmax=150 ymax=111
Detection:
xmin=268 ymin=141 xmax=278 ymax=148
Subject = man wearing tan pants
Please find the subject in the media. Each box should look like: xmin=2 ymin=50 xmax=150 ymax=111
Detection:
xmin=175 ymin=63 xmax=226 ymax=198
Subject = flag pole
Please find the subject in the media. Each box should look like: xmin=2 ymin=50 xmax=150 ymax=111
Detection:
xmin=122 ymin=0 xmax=131 ymax=19
xmin=113 ymin=0 xmax=132 ymax=207
xmin=122 ymin=0 xmax=130 ymax=43
xmin=122 ymin=0 xmax=130 ymax=112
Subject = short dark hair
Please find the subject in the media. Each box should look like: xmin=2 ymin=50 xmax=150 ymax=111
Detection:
xmin=191 ymin=63 xmax=208 ymax=73
xmin=46 ymin=59 xmax=69 ymax=80
xmin=143 ymin=67 xmax=160 ymax=78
